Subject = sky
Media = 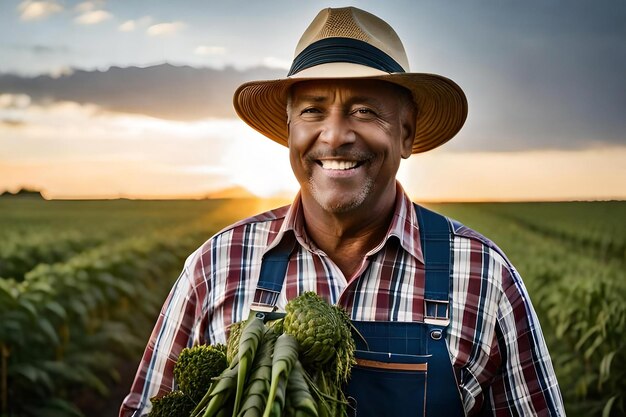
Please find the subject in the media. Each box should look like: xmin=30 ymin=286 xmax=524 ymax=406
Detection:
xmin=0 ymin=0 xmax=625 ymax=201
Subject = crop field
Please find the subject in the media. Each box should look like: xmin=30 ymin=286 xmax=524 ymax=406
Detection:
xmin=0 ymin=198 xmax=624 ymax=417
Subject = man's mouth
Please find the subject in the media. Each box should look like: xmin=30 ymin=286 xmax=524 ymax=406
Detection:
xmin=317 ymin=160 xmax=363 ymax=170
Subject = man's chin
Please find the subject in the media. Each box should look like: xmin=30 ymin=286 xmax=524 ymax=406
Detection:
xmin=309 ymin=188 xmax=371 ymax=214
xmin=317 ymin=199 xmax=361 ymax=214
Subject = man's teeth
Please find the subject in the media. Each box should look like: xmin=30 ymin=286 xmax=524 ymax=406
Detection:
xmin=320 ymin=160 xmax=358 ymax=170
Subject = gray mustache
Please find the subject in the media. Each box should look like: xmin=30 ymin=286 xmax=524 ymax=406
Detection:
xmin=306 ymin=150 xmax=373 ymax=162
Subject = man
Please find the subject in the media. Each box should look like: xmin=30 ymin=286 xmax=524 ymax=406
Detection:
xmin=120 ymin=7 xmax=565 ymax=417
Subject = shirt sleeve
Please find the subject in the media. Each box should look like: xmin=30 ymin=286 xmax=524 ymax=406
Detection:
xmin=486 ymin=264 xmax=565 ymax=416
xmin=119 ymin=252 xmax=201 ymax=417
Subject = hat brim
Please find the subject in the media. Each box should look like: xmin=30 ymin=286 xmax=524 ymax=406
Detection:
xmin=233 ymin=63 xmax=468 ymax=154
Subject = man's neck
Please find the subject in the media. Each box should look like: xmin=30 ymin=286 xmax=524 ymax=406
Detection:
xmin=300 ymin=192 xmax=397 ymax=279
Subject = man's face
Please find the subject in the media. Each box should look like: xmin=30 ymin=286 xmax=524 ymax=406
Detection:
xmin=287 ymin=79 xmax=415 ymax=215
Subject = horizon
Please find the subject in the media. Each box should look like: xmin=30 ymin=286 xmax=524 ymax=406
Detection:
xmin=1 ymin=1 xmax=625 ymax=202
xmin=2 ymin=184 xmax=624 ymax=204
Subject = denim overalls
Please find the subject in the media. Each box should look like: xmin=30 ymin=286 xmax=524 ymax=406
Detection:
xmin=251 ymin=204 xmax=465 ymax=417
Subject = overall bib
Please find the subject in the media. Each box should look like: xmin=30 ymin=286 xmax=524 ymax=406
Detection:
xmin=251 ymin=204 xmax=465 ymax=417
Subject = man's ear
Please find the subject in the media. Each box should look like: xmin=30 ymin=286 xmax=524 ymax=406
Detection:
xmin=398 ymin=91 xmax=417 ymax=159
xmin=400 ymin=117 xmax=415 ymax=159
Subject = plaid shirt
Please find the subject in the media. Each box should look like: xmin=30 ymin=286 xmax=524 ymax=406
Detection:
xmin=120 ymin=186 xmax=564 ymax=416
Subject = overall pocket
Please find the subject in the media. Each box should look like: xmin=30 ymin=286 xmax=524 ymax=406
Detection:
xmin=346 ymin=350 xmax=430 ymax=417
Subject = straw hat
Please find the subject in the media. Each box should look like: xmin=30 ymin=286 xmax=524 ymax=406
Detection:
xmin=233 ymin=7 xmax=468 ymax=154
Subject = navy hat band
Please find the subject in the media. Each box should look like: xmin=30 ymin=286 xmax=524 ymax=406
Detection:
xmin=288 ymin=37 xmax=406 ymax=76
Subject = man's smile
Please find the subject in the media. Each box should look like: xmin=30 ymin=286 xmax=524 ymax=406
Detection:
xmin=316 ymin=159 xmax=364 ymax=171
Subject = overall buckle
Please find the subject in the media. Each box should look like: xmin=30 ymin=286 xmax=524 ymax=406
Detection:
xmin=424 ymin=299 xmax=450 ymax=326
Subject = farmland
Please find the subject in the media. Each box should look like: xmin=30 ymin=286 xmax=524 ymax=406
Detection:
xmin=0 ymin=198 xmax=624 ymax=417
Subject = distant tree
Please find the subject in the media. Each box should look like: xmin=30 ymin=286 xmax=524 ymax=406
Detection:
xmin=0 ymin=188 xmax=45 ymax=199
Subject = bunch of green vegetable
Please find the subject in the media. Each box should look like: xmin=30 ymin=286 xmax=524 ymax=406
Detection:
xmin=149 ymin=291 xmax=356 ymax=417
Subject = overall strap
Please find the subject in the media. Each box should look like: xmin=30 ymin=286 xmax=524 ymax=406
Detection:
xmin=251 ymin=233 xmax=296 ymax=312
xmin=414 ymin=204 xmax=452 ymax=326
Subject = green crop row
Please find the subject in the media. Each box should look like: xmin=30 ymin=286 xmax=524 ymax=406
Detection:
xmin=430 ymin=203 xmax=626 ymax=417
xmin=0 ymin=224 xmax=210 ymax=416
xmin=0 ymin=231 xmax=106 ymax=281
xmin=0 ymin=199 xmax=234 ymax=281
xmin=473 ymin=202 xmax=625 ymax=261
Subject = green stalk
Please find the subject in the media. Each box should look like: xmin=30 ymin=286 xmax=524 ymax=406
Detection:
xmin=238 ymin=329 xmax=277 ymax=417
xmin=285 ymin=360 xmax=317 ymax=417
xmin=263 ymin=333 xmax=299 ymax=417
xmin=232 ymin=314 xmax=266 ymax=416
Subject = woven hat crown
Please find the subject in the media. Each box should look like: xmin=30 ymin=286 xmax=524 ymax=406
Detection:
xmin=293 ymin=7 xmax=410 ymax=73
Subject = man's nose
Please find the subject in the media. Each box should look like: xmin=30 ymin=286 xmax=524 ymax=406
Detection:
xmin=318 ymin=111 xmax=356 ymax=148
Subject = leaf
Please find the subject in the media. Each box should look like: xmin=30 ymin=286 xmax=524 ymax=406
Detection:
xmin=11 ymin=362 xmax=55 ymax=393
xmin=45 ymin=301 xmax=67 ymax=320
xmin=18 ymin=297 xmax=38 ymax=319
xmin=41 ymin=360 xmax=80 ymax=383
xmin=12 ymin=363 xmax=39 ymax=383
xmin=602 ymin=395 xmax=618 ymax=417
xmin=575 ymin=324 xmax=600 ymax=351
xmin=583 ymin=335 xmax=604 ymax=360
xmin=599 ymin=350 xmax=617 ymax=386
xmin=68 ymin=298 xmax=88 ymax=320
xmin=38 ymin=316 xmax=61 ymax=346
xmin=74 ymin=366 xmax=110 ymax=396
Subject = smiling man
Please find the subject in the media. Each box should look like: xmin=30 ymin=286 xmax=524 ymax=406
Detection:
xmin=121 ymin=7 xmax=565 ymax=417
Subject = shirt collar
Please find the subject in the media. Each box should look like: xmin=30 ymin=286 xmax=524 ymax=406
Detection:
xmin=366 ymin=182 xmax=424 ymax=264
xmin=265 ymin=183 xmax=424 ymax=264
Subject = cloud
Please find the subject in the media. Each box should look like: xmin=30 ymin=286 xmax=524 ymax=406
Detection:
xmin=0 ymin=94 xmax=31 ymax=130
xmin=5 ymin=43 xmax=69 ymax=56
xmin=118 ymin=16 xmax=152 ymax=32
xmin=49 ymin=66 xmax=74 ymax=78
xmin=0 ymin=64 xmax=284 ymax=121
xmin=74 ymin=9 xmax=112 ymax=25
xmin=0 ymin=94 xmax=31 ymax=109
xmin=147 ymin=21 xmax=186 ymax=36
xmin=26 ymin=44 xmax=69 ymax=54
xmin=118 ymin=20 xmax=136 ymax=32
xmin=194 ymin=45 xmax=226 ymax=56
xmin=1 ymin=119 xmax=26 ymax=128
xmin=261 ymin=57 xmax=291 ymax=70
xmin=18 ymin=1 xmax=63 ymax=21
xmin=74 ymin=1 xmax=106 ymax=13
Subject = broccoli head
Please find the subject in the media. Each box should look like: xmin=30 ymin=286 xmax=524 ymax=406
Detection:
xmin=148 ymin=391 xmax=194 ymax=417
xmin=174 ymin=344 xmax=228 ymax=402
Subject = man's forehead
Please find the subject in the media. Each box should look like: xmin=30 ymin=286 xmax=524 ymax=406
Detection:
xmin=290 ymin=79 xmax=400 ymax=102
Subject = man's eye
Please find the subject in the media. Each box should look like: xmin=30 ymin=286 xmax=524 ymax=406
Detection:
xmin=301 ymin=107 xmax=320 ymax=114
xmin=352 ymin=108 xmax=377 ymax=118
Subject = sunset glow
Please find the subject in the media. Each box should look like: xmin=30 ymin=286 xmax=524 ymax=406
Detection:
xmin=1 ymin=100 xmax=623 ymax=201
